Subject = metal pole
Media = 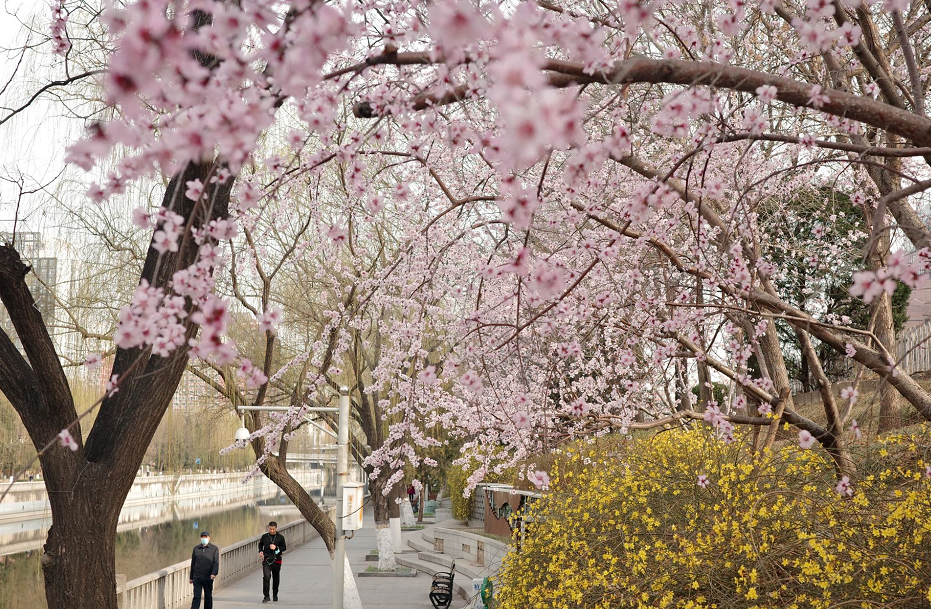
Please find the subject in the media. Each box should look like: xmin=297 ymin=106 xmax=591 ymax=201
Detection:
xmin=334 ymin=386 xmax=350 ymax=609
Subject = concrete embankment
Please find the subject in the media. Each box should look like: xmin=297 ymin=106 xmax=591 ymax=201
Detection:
xmin=0 ymin=469 xmax=323 ymax=524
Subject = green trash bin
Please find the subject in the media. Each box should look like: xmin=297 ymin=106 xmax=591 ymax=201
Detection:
xmin=480 ymin=577 xmax=494 ymax=608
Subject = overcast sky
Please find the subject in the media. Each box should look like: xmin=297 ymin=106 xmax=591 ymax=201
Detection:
xmin=0 ymin=0 xmax=90 ymax=246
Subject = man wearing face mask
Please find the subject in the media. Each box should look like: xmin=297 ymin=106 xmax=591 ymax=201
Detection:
xmin=190 ymin=531 xmax=220 ymax=609
xmin=257 ymin=521 xmax=287 ymax=603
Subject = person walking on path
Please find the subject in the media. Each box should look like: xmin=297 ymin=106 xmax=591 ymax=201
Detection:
xmin=258 ymin=521 xmax=287 ymax=603
xmin=407 ymin=483 xmax=416 ymax=505
xmin=190 ymin=531 xmax=220 ymax=609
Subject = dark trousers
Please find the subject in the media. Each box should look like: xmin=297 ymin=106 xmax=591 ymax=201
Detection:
xmin=191 ymin=577 xmax=214 ymax=609
xmin=263 ymin=561 xmax=281 ymax=598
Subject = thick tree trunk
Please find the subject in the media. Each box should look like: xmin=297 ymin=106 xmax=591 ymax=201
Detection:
xmin=388 ymin=481 xmax=404 ymax=555
xmin=0 ymin=158 xmax=231 ymax=609
xmin=400 ymin=496 xmax=417 ymax=527
xmin=873 ymin=290 xmax=901 ymax=432
xmin=674 ymin=358 xmax=692 ymax=412
xmin=796 ymin=329 xmax=855 ymax=475
xmin=758 ymin=319 xmax=797 ymax=452
xmin=370 ymin=474 xmax=397 ymax=570
xmin=41 ymin=467 xmax=123 ymax=609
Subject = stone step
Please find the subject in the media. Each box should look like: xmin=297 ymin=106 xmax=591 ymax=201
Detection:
xmin=418 ymin=551 xmax=455 ymax=568
xmin=394 ymin=554 xmax=472 ymax=606
xmin=414 ymin=552 xmax=490 ymax=582
xmin=407 ymin=536 xmax=433 ymax=554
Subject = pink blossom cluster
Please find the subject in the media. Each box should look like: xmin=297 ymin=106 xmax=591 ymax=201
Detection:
xmin=50 ymin=1 xmax=70 ymax=55
xmin=115 ymin=281 xmax=188 ymax=357
xmin=849 ymin=250 xmax=926 ymax=304
xmin=703 ymin=404 xmax=734 ymax=443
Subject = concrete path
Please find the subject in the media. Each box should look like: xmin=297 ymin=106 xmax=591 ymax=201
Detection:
xmin=212 ymin=507 xmax=441 ymax=608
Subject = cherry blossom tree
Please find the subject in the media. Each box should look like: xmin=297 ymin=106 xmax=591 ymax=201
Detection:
xmin=6 ymin=0 xmax=931 ymax=605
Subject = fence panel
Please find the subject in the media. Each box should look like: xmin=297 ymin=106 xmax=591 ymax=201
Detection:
xmin=117 ymin=511 xmax=332 ymax=609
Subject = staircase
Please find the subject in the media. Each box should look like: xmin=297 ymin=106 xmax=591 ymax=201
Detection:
xmin=395 ymin=506 xmax=509 ymax=607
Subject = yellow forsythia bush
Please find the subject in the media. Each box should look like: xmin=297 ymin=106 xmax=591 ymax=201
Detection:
xmin=496 ymin=426 xmax=931 ymax=609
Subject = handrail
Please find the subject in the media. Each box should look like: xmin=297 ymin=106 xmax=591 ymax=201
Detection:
xmin=117 ymin=508 xmax=335 ymax=609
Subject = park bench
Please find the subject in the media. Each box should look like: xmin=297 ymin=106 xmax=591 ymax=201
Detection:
xmin=429 ymin=560 xmax=456 ymax=609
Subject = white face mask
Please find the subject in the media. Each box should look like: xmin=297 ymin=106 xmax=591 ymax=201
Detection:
xmin=201 ymin=538 xmax=209 ymax=545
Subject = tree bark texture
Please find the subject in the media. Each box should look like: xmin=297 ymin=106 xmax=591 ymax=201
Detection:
xmin=0 ymin=162 xmax=230 ymax=609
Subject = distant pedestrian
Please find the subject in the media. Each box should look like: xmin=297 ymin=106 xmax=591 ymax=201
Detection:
xmin=258 ymin=521 xmax=287 ymax=603
xmin=407 ymin=483 xmax=415 ymax=504
xmin=189 ymin=531 xmax=219 ymax=609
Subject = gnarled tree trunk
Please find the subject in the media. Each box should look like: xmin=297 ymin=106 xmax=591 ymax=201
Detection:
xmin=0 ymin=160 xmax=231 ymax=609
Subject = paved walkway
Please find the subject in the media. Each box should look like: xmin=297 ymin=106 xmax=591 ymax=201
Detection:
xmin=212 ymin=507 xmax=443 ymax=608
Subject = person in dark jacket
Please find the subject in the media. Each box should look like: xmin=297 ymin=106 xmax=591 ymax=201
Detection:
xmin=189 ymin=531 xmax=220 ymax=609
xmin=257 ymin=521 xmax=287 ymax=603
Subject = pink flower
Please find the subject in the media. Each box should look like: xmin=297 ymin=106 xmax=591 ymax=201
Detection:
xmin=835 ymin=475 xmax=854 ymax=497
xmin=417 ymin=366 xmax=438 ymax=385
xmin=850 ymin=419 xmax=862 ymax=439
xmin=837 ymin=22 xmax=861 ymax=47
xmin=84 ymin=353 xmax=103 ymax=370
xmin=849 ymin=270 xmax=895 ymax=303
xmin=393 ymin=183 xmax=410 ymax=201
xmin=58 ymin=429 xmax=79 ymax=451
xmin=529 ymin=263 xmax=566 ymax=300
xmin=570 ymin=398 xmax=588 ymax=417
xmin=527 ymin=469 xmax=550 ymax=489
xmin=327 ymin=226 xmax=348 ymax=244
xmin=206 ymin=219 xmax=238 ymax=241
xmin=755 ymin=85 xmax=778 ymax=104
xmin=798 ymin=429 xmax=815 ymax=449
xmin=925 ymin=464 xmax=931 ymax=478
xmin=238 ymin=359 xmax=269 ymax=389
xmin=512 ymin=411 xmax=531 ymax=429
xmin=807 ymin=85 xmax=831 ymax=109
xmin=106 ymin=374 xmax=120 ymax=397
xmin=497 ymin=190 xmax=541 ymax=230
xmin=132 ymin=207 xmax=152 ymax=228
xmin=845 ymin=343 xmax=856 ymax=358
xmin=840 ymin=386 xmax=859 ymax=405
xmin=256 ymin=306 xmax=282 ymax=333
xmin=366 ymin=195 xmax=385 ymax=213
xmin=500 ymin=247 xmax=530 ymax=276
xmin=50 ymin=1 xmax=71 ymax=55
xmin=741 ymin=107 xmax=767 ymax=135
xmin=697 ymin=474 xmax=709 ymax=488
xmin=460 ymin=370 xmax=484 ymax=394
xmin=185 ymin=179 xmax=204 ymax=201
xmin=428 ymin=0 xmax=487 ymax=52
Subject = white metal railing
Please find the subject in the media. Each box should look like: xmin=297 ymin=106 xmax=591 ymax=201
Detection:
xmin=896 ymin=321 xmax=931 ymax=375
xmin=117 ymin=509 xmax=334 ymax=609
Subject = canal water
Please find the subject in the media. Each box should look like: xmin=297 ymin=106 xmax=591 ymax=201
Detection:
xmin=0 ymin=494 xmax=312 ymax=609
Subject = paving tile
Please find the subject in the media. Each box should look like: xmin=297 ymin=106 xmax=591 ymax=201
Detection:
xmin=212 ymin=508 xmax=449 ymax=609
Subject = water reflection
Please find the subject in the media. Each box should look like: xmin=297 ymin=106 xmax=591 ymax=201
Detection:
xmin=0 ymin=496 xmax=309 ymax=609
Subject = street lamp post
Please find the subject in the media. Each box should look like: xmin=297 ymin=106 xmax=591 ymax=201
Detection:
xmin=235 ymin=384 xmax=351 ymax=609
xmin=334 ymin=385 xmax=349 ymax=609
